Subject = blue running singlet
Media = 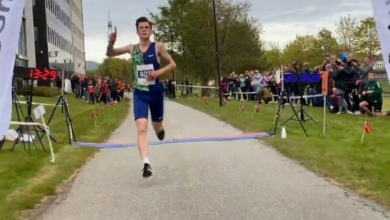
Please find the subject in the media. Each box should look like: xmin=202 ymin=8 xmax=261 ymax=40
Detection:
xmin=131 ymin=42 xmax=164 ymax=122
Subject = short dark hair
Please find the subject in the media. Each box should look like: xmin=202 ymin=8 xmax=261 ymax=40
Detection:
xmin=136 ymin=17 xmax=152 ymax=30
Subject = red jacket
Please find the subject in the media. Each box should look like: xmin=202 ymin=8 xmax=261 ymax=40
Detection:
xmin=101 ymin=83 xmax=109 ymax=95
xmin=221 ymin=81 xmax=228 ymax=91
xmin=88 ymin=85 xmax=94 ymax=94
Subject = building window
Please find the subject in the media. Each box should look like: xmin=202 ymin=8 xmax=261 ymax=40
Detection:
xmin=49 ymin=27 xmax=52 ymax=43
xmin=15 ymin=58 xmax=28 ymax=67
xmin=34 ymin=26 xmax=38 ymax=41
xmin=46 ymin=0 xmax=72 ymax=30
xmin=18 ymin=18 xmax=27 ymax=57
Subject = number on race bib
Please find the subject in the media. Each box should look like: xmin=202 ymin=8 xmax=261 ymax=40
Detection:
xmin=138 ymin=70 xmax=152 ymax=78
xmin=136 ymin=64 xmax=155 ymax=86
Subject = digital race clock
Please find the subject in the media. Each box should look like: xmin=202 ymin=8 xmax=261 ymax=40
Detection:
xmin=28 ymin=68 xmax=58 ymax=81
xmin=284 ymin=73 xmax=321 ymax=84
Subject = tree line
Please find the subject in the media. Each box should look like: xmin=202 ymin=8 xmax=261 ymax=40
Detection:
xmin=266 ymin=15 xmax=380 ymax=68
xmin=88 ymin=1 xmax=381 ymax=84
xmin=86 ymin=58 xmax=133 ymax=83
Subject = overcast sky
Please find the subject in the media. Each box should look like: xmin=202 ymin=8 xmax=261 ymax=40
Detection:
xmin=82 ymin=0 xmax=373 ymax=63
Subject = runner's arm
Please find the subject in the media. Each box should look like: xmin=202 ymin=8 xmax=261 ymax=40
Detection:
xmin=156 ymin=42 xmax=176 ymax=75
xmin=106 ymin=44 xmax=132 ymax=57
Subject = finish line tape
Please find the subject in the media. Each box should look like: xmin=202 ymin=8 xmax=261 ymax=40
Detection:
xmin=72 ymin=132 xmax=271 ymax=149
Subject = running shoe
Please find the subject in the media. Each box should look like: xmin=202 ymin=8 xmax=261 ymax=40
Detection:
xmin=156 ymin=129 xmax=165 ymax=141
xmin=142 ymin=163 xmax=153 ymax=178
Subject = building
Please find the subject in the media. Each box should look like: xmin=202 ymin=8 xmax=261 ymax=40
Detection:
xmin=15 ymin=1 xmax=35 ymax=69
xmin=15 ymin=8 xmax=28 ymax=69
xmin=13 ymin=0 xmax=36 ymax=89
xmin=374 ymin=60 xmax=385 ymax=71
xmin=24 ymin=0 xmax=36 ymax=68
xmin=31 ymin=0 xmax=85 ymax=82
xmin=71 ymin=0 xmax=86 ymax=75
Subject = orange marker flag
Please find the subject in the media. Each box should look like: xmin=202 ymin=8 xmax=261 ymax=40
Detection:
xmin=251 ymin=103 xmax=260 ymax=118
xmin=203 ymin=97 xmax=208 ymax=104
xmin=92 ymin=111 xmax=98 ymax=129
xmin=360 ymin=119 xmax=371 ymax=144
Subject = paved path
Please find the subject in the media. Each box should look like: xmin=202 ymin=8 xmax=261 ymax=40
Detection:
xmin=41 ymin=98 xmax=389 ymax=220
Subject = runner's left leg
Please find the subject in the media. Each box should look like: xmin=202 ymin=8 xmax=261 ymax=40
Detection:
xmin=150 ymin=90 xmax=165 ymax=141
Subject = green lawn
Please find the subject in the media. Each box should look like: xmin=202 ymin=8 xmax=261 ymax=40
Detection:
xmin=176 ymin=96 xmax=390 ymax=208
xmin=378 ymin=79 xmax=390 ymax=94
xmin=0 ymin=96 xmax=129 ymax=220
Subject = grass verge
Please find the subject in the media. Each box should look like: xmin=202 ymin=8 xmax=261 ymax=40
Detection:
xmin=176 ymin=96 xmax=390 ymax=208
xmin=0 ymin=96 xmax=129 ymax=220
xmin=378 ymin=79 xmax=390 ymax=94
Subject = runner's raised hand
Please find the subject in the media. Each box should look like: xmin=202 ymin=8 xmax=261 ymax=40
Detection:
xmin=109 ymin=27 xmax=117 ymax=44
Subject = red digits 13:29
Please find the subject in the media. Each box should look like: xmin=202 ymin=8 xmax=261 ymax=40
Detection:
xmin=29 ymin=68 xmax=57 ymax=80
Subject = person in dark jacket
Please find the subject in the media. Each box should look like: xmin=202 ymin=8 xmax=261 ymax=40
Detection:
xmin=331 ymin=59 xmax=349 ymax=114
xmin=82 ymin=76 xmax=89 ymax=101
xmin=341 ymin=54 xmax=360 ymax=113
xmin=168 ymin=79 xmax=175 ymax=98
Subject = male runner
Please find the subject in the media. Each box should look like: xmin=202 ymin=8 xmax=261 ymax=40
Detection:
xmin=106 ymin=17 xmax=176 ymax=177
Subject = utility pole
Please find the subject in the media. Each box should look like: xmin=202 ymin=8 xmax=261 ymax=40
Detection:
xmin=212 ymin=0 xmax=223 ymax=107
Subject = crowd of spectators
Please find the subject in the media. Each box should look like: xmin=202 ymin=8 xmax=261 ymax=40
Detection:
xmin=219 ymin=53 xmax=389 ymax=117
xmin=161 ymin=79 xmax=177 ymax=99
xmin=70 ymin=74 xmax=128 ymax=105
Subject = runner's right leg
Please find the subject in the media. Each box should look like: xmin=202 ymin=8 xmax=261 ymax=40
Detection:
xmin=133 ymin=90 xmax=153 ymax=178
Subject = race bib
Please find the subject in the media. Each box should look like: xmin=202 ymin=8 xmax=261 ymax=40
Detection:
xmin=136 ymin=64 xmax=155 ymax=86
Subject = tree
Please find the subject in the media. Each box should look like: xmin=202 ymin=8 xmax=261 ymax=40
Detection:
xmin=335 ymin=14 xmax=358 ymax=53
xmin=150 ymin=0 xmax=267 ymax=84
xmin=86 ymin=70 xmax=99 ymax=77
xmin=315 ymin=28 xmax=340 ymax=56
xmin=281 ymin=35 xmax=322 ymax=67
xmin=355 ymin=17 xmax=380 ymax=59
xmin=97 ymin=58 xmax=133 ymax=82
xmin=264 ymin=42 xmax=283 ymax=68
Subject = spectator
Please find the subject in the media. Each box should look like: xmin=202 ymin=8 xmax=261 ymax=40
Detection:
xmin=82 ymin=76 xmax=89 ymax=102
xmin=94 ymin=80 xmax=102 ymax=103
xmin=238 ymin=74 xmax=245 ymax=101
xmin=221 ymin=77 xmax=229 ymax=99
xmin=331 ymin=59 xmax=349 ymax=114
xmin=88 ymin=82 xmax=95 ymax=104
xmin=118 ymin=79 xmax=124 ymax=100
xmin=359 ymin=72 xmax=382 ymax=116
xmin=251 ymin=70 xmax=262 ymax=101
xmin=357 ymin=56 xmax=374 ymax=94
xmin=100 ymin=80 xmax=109 ymax=104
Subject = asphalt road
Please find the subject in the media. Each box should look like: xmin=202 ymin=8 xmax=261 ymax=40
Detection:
xmin=40 ymin=98 xmax=389 ymax=220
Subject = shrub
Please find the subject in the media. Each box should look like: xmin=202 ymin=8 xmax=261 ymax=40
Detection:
xmin=18 ymin=86 xmax=60 ymax=97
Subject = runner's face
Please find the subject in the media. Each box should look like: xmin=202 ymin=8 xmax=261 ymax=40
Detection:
xmin=137 ymin=22 xmax=151 ymax=39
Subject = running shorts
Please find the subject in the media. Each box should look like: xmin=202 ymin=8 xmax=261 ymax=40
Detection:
xmin=133 ymin=89 xmax=164 ymax=122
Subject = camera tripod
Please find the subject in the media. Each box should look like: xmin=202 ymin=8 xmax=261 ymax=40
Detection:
xmin=1 ymin=87 xmax=24 ymax=151
xmin=273 ymin=91 xmax=308 ymax=137
xmin=12 ymin=88 xmax=25 ymax=122
xmin=0 ymin=89 xmax=19 ymax=150
xmin=45 ymin=95 xmax=76 ymax=144
xmin=282 ymin=95 xmax=317 ymax=125
xmin=11 ymin=90 xmax=48 ymax=154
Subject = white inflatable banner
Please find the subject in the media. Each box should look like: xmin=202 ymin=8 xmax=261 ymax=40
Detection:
xmin=0 ymin=0 xmax=26 ymax=138
xmin=371 ymin=0 xmax=390 ymax=85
